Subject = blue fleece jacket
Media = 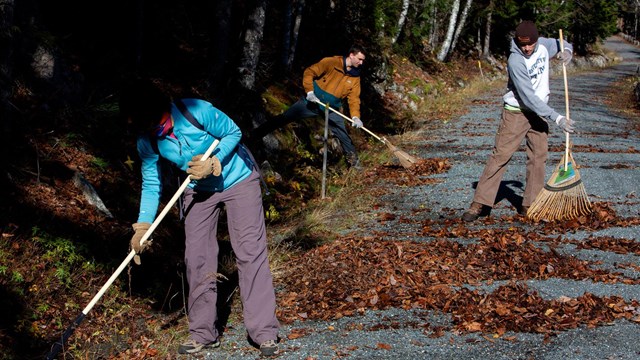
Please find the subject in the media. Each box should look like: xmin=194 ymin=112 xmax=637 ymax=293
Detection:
xmin=136 ymin=99 xmax=252 ymax=223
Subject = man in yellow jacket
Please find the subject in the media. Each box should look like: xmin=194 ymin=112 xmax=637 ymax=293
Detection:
xmin=251 ymin=45 xmax=366 ymax=168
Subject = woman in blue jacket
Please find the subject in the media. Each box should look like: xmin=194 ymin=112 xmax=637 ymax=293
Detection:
xmin=120 ymin=79 xmax=279 ymax=356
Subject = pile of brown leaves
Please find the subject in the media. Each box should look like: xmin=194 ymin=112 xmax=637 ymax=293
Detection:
xmin=276 ymin=200 xmax=640 ymax=337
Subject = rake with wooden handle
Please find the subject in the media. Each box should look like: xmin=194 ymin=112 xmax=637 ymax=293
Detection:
xmin=45 ymin=139 xmax=220 ymax=360
xmin=527 ymin=29 xmax=592 ymax=221
xmin=312 ymin=100 xmax=419 ymax=169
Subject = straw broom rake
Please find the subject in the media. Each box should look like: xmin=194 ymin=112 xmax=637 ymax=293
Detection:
xmin=45 ymin=139 xmax=220 ymax=360
xmin=312 ymin=100 xmax=419 ymax=169
xmin=527 ymin=29 xmax=592 ymax=221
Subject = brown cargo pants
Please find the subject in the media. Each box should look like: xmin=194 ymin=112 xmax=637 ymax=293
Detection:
xmin=472 ymin=108 xmax=549 ymax=208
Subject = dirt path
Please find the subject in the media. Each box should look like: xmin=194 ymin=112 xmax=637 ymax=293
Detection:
xmin=205 ymin=36 xmax=640 ymax=360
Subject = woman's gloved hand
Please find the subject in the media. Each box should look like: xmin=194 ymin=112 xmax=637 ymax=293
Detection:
xmin=187 ymin=154 xmax=222 ymax=180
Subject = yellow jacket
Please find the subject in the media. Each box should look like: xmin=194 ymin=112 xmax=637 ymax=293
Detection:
xmin=302 ymin=56 xmax=361 ymax=118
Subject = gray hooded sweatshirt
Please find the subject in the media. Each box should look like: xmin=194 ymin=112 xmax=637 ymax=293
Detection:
xmin=503 ymin=37 xmax=573 ymax=124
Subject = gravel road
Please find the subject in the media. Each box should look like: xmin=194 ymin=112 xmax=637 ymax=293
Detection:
xmin=199 ymin=35 xmax=640 ymax=360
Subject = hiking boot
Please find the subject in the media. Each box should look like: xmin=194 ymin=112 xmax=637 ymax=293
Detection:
xmin=462 ymin=202 xmax=484 ymax=222
xmin=518 ymin=205 xmax=530 ymax=216
xmin=177 ymin=338 xmax=220 ymax=355
xmin=345 ymin=152 xmax=363 ymax=170
xmin=259 ymin=339 xmax=279 ymax=357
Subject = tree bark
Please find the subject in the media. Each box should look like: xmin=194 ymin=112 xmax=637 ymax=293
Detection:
xmin=392 ymin=0 xmax=410 ymax=44
xmin=482 ymin=0 xmax=493 ymax=58
xmin=449 ymin=0 xmax=473 ymax=58
xmin=1 ymin=0 xmax=14 ymax=106
xmin=282 ymin=0 xmax=305 ymax=72
xmin=287 ymin=0 xmax=304 ymax=71
xmin=437 ymin=0 xmax=460 ymax=61
xmin=428 ymin=0 xmax=438 ymax=50
xmin=0 ymin=0 xmax=14 ymax=191
xmin=0 ymin=0 xmax=15 ymax=153
xmin=237 ymin=0 xmax=267 ymax=90
xmin=282 ymin=0 xmax=292 ymax=70
xmin=209 ymin=0 xmax=233 ymax=94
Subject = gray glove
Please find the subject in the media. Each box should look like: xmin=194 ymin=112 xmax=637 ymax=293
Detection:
xmin=306 ymin=91 xmax=320 ymax=103
xmin=187 ymin=154 xmax=222 ymax=180
xmin=351 ymin=116 xmax=363 ymax=128
xmin=557 ymin=49 xmax=572 ymax=65
xmin=556 ymin=116 xmax=575 ymax=133
xmin=131 ymin=222 xmax=152 ymax=265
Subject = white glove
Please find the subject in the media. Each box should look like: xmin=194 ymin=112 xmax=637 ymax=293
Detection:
xmin=306 ymin=91 xmax=320 ymax=103
xmin=556 ymin=116 xmax=575 ymax=133
xmin=351 ymin=116 xmax=363 ymax=128
xmin=557 ymin=49 xmax=572 ymax=65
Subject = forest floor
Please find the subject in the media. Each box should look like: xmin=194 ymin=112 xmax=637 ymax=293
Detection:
xmin=1 ymin=36 xmax=640 ymax=360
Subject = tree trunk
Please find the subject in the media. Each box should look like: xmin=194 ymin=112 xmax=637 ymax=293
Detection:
xmin=283 ymin=0 xmax=305 ymax=72
xmin=0 ymin=0 xmax=14 ymax=104
xmin=437 ymin=0 xmax=460 ymax=61
xmin=482 ymin=0 xmax=493 ymax=58
xmin=237 ymin=0 xmax=267 ymax=90
xmin=635 ymin=0 xmax=639 ymax=40
xmin=288 ymin=0 xmax=304 ymax=70
xmin=449 ymin=0 xmax=473 ymax=59
xmin=0 ymin=0 xmax=14 ymax=186
xmin=209 ymin=0 xmax=233 ymax=94
xmin=281 ymin=0 xmax=292 ymax=70
xmin=1 ymin=0 xmax=15 ymax=136
xmin=392 ymin=0 xmax=410 ymax=44
xmin=428 ymin=0 xmax=438 ymax=50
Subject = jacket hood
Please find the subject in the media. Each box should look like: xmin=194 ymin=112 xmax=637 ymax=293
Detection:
xmin=510 ymin=38 xmax=537 ymax=59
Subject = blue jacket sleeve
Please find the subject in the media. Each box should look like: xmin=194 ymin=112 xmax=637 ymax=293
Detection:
xmin=187 ymin=100 xmax=242 ymax=163
xmin=136 ymin=136 xmax=162 ymax=223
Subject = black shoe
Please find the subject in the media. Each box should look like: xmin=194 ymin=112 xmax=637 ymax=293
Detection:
xmin=259 ymin=339 xmax=279 ymax=357
xmin=518 ymin=205 xmax=529 ymax=216
xmin=177 ymin=339 xmax=220 ymax=355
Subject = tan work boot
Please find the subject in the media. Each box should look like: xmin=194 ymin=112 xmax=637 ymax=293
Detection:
xmin=462 ymin=202 xmax=484 ymax=222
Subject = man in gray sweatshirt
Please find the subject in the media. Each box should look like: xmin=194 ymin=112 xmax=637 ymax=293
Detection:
xmin=462 ymin=20 xmax=575 ymax=221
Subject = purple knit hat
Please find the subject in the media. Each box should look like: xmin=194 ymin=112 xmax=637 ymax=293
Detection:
xmin=515 ymin=21 xmax=538 ymax=45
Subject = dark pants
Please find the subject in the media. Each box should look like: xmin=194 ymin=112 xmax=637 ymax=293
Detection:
xmin=252 ymin=98 xmax=357 ymax=156
xmin=182 ymin=170 xmax=279 ymax=345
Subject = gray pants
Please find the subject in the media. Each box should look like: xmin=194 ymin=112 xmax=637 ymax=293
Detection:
xmin=473 ymin=108 xmax=549 ymax=208
xmin=182 ymin=170 xmax=279 ymax=345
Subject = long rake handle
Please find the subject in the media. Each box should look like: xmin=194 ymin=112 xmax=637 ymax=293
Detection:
xmin=45 ymin=139 xmax=220 ymax=360
xmin=312 ymin=100 xmax=385 ymax=143
xmin=321 ymin=104 xmax=329 ymax=199
xmin=560 ymin=29 xmax=570 ymax=170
